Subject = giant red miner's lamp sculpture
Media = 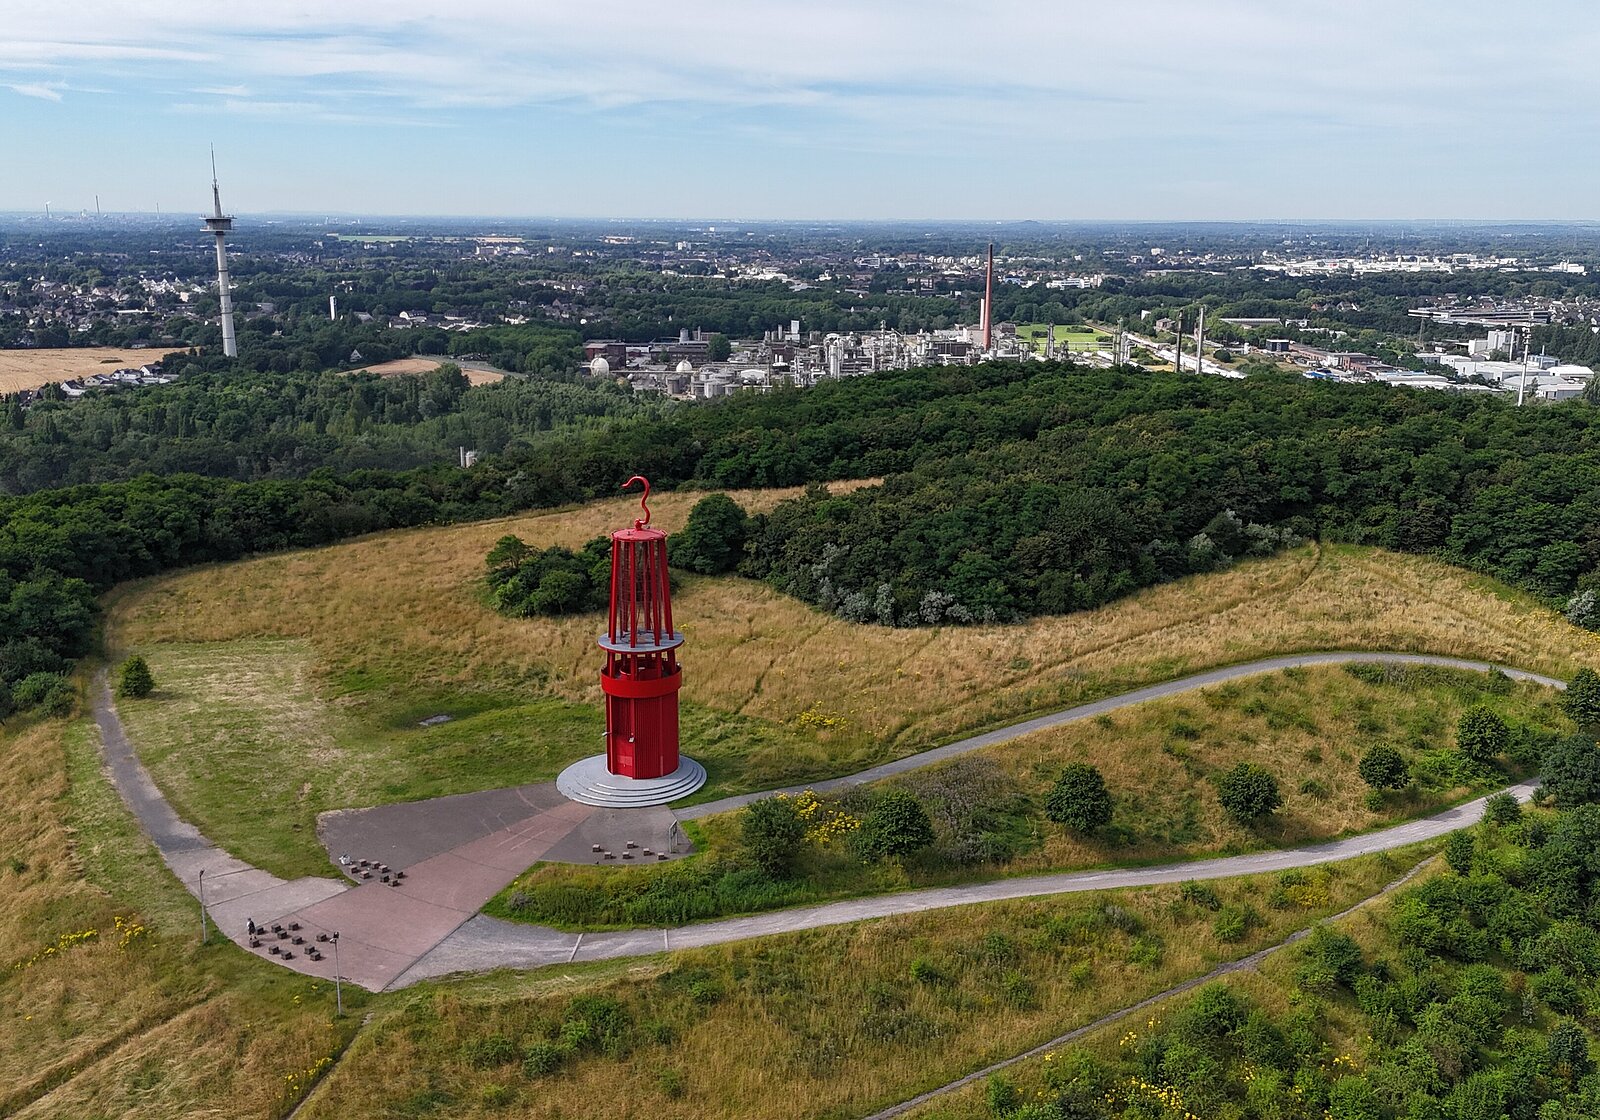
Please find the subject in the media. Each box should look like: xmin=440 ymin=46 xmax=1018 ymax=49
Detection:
xmin=557 ymin=477 xmax=707 ymax=806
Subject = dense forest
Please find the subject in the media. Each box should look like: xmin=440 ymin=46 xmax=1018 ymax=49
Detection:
xmin=0 ymin=364 xmax=656 ymax=493
xmin=6 ymin=360 xmax=1600 ymax=711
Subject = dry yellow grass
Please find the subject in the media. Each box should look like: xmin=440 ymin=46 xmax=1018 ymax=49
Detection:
xmin=0 ymin=346 xmax=187 ymax=393
xmin=295 ymin=850 xmax=1424 ymax=1120
xmin=105 ymin=484 xmax=1600 ymax=772
xmin=0 ymin=715 xmax=364 ymax=1119
xmin=349 ymin=356 xmax=505 ymax=385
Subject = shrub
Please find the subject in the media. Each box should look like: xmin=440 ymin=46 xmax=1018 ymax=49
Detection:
xmin=480 ymin=1084 xmax=514 ymax=1107
xmin=521 ymin=1041 xmax=563 ymax=1078
xmin=1541 ymin=734 xmax=1600 ymax=807
xmin=1358 ymin=744 xmax=1409 ymax=790
xmin=740 ymin=796 xmax=806 ymax=878
xmin=1445 ymin=831 xmax=1475 ymax=875
xmin=1457 ymin=706 xmax=1509 ymax=766
xmin=461 ymin=1034 xmax=517 ymax=1068
xmin=1298 ymin=778 xmax=1331 ymax=800
xmin=1217 ymin=763 xmax=1282 ymax=824
xmin=13 ymin=672 xmax=73 ymax=716
xmin=1044 ymin=763 xmax=1113 ymax=833
xmin=985 ymin=1073 xmax=1018 ymax=1114
xmin=856 ymin=790 xmax=935 ymax=859
xmin=1564 ymin=667 xmax=1600 ymax=732
xmin=1179 ymin=881 xmax=1223 ymax=911
xmin=1000 ymin=970 xmax=1035 ymax=1009
xmin=1213 ymin=904 xmax=1257 ymax=943
xmin=1363 ymin=789 xmax=1387 ymax=812
xmin=656 ymin=1068 xmax=686 ymax=1099
xmin=909 ymin=957 xmax=947 ymax=985
xmin=116 ymin=655 xmax=155 ymax=699
xmin=1483 ymin=792 xmax=1521 ymax=826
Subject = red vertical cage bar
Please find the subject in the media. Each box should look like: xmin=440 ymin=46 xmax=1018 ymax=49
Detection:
xmin=598 ymin=480 xmax=683 ymax=780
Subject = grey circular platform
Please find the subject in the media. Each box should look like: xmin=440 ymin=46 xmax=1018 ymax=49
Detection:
xmin=556 ymin=755 xmax=707 ymax=808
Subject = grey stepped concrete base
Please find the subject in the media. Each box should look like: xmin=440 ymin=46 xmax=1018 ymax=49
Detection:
xmin=556 ymin=755 xmax=707 ymax=808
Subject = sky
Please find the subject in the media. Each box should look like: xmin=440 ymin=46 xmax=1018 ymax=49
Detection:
xmin=2 ymin=1 xmax=1599 ymax=221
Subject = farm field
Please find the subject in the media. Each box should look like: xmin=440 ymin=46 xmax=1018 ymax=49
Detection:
xmin=348 ymin=355 xmax=506 ymax=385
xmin=0 ymin=345 xmax=186 ymax=393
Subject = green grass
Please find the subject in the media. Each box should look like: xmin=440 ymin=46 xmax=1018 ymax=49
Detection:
xmin=1014 ymin=322 xmax=1108 ymax=350
xmin=115 ymin=639 xmax=827 ymax=878
xmin=294 ymin=845 xmax=1442 ymax=1120
xmin=489 ymin=665 xmax=1564 ymax=930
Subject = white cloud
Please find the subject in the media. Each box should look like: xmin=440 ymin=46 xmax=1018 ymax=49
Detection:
xmin=7 ymin=82 xmax=63 ymax=101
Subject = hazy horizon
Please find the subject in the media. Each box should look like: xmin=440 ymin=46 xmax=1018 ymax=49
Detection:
xmin=5 ymin=1 xmax=1599 ymax=221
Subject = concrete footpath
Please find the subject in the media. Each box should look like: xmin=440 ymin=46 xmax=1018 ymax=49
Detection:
xmin=90 ymin=653 xmax=1564 ymax=991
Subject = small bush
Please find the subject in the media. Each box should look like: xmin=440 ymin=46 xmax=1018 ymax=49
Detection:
xmin=740 ymin=796 xmax=806 ymax=877
xmin=1457 ymin=706 xmax=1509 ymax=765
xmin=461 ymin=1034 xmax=517 ymax=1069
xmin=1563 ymin=666 xmax=1600 ymax=731
xmin=1213 ymin=905 xmax=1258 ymax=943
xmin=656 ymin=1068 xmax=686 ymax=1099
xmin=1102 ymin=904 xmax=1144 ymax=935
xmin=1044 ymin=763 xmax=1113 ymax=833
xmin=521 ymin=1042 xmax=563 ymax=1079
xmin=13 ymin=672 xmax=73 ymax=716
xmin=909 ymin=957 xmax=947 ymax=985
xmin=1358 ymin=745 xmax=1410 ymax=791
xmin=1001 ymin=970 xmax=1036 ymax=1009
xmin=1444 ymin=831 xmax=1474 ymax=875
xmin=985 ymin=1073 xmax=1018 ymax=1114
xmin=1541 ymin=734 xmax=1600 ymax=807
xmin=480 ymin=1084 xmax=514 ymax=1107
xmin=1128 ymin=934 xmax=1165 ymax=969
xmin=1179 ymin=881 xmax=1223 ymax=911
xmin=1298 ymin=778 xmax=1331 ymax=801
xmin=856 ymin=790 xmax=935 ymax=859
xmin=1483 ymin=792 xmax=1521 ymax=826
xmin=1217 ymin=763 xmax=1283 ymax=824
xmin=116 ymin=655 xmax=155 ymax=699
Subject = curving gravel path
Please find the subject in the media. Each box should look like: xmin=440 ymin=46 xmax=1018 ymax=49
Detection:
xmin=91 ymin=652 xmax=1563 ymax=991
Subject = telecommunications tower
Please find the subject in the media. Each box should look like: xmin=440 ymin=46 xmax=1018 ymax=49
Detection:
xmin=202 ymin=149 xmax=238 ymax=358
xmin=557 ymin=476 xmax=706 ymax=807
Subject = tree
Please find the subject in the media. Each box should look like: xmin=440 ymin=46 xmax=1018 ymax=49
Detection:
xmin=670 ymin=494 xmax=749 ymax=574
xmin=117 ymin=655 xmax=155 ymax=699
xmin=1216 ymin=763 xmax=1282 ymax=825
xmin=1357 ymin=745 xmax=1409 ymax=791
xmin=706 ymin=333 xmax=732 ymax=361
xmin=1044 ymin=763 xmax=1113 ymax=833
xmin=485 ymin=534 xmax=532 ymax=578
xmin=1563 ymin=667 xmax=1600 ymax=732
xmin=1541 ymin=734 xmax=1600 ymax=807
xmin=1457 ymin=706 xmax=1509 ymax=766
xmin=740 ymin=796 xmax=805 ymax=878
xmin=856 ymin=790 xmax=934 ymax=859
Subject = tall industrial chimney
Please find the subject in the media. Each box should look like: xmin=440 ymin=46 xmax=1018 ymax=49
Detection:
xmin=202 ymin=148 xmax=238 ymax=358
xmin=982 ymin=242 xmax=994 ymax=352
